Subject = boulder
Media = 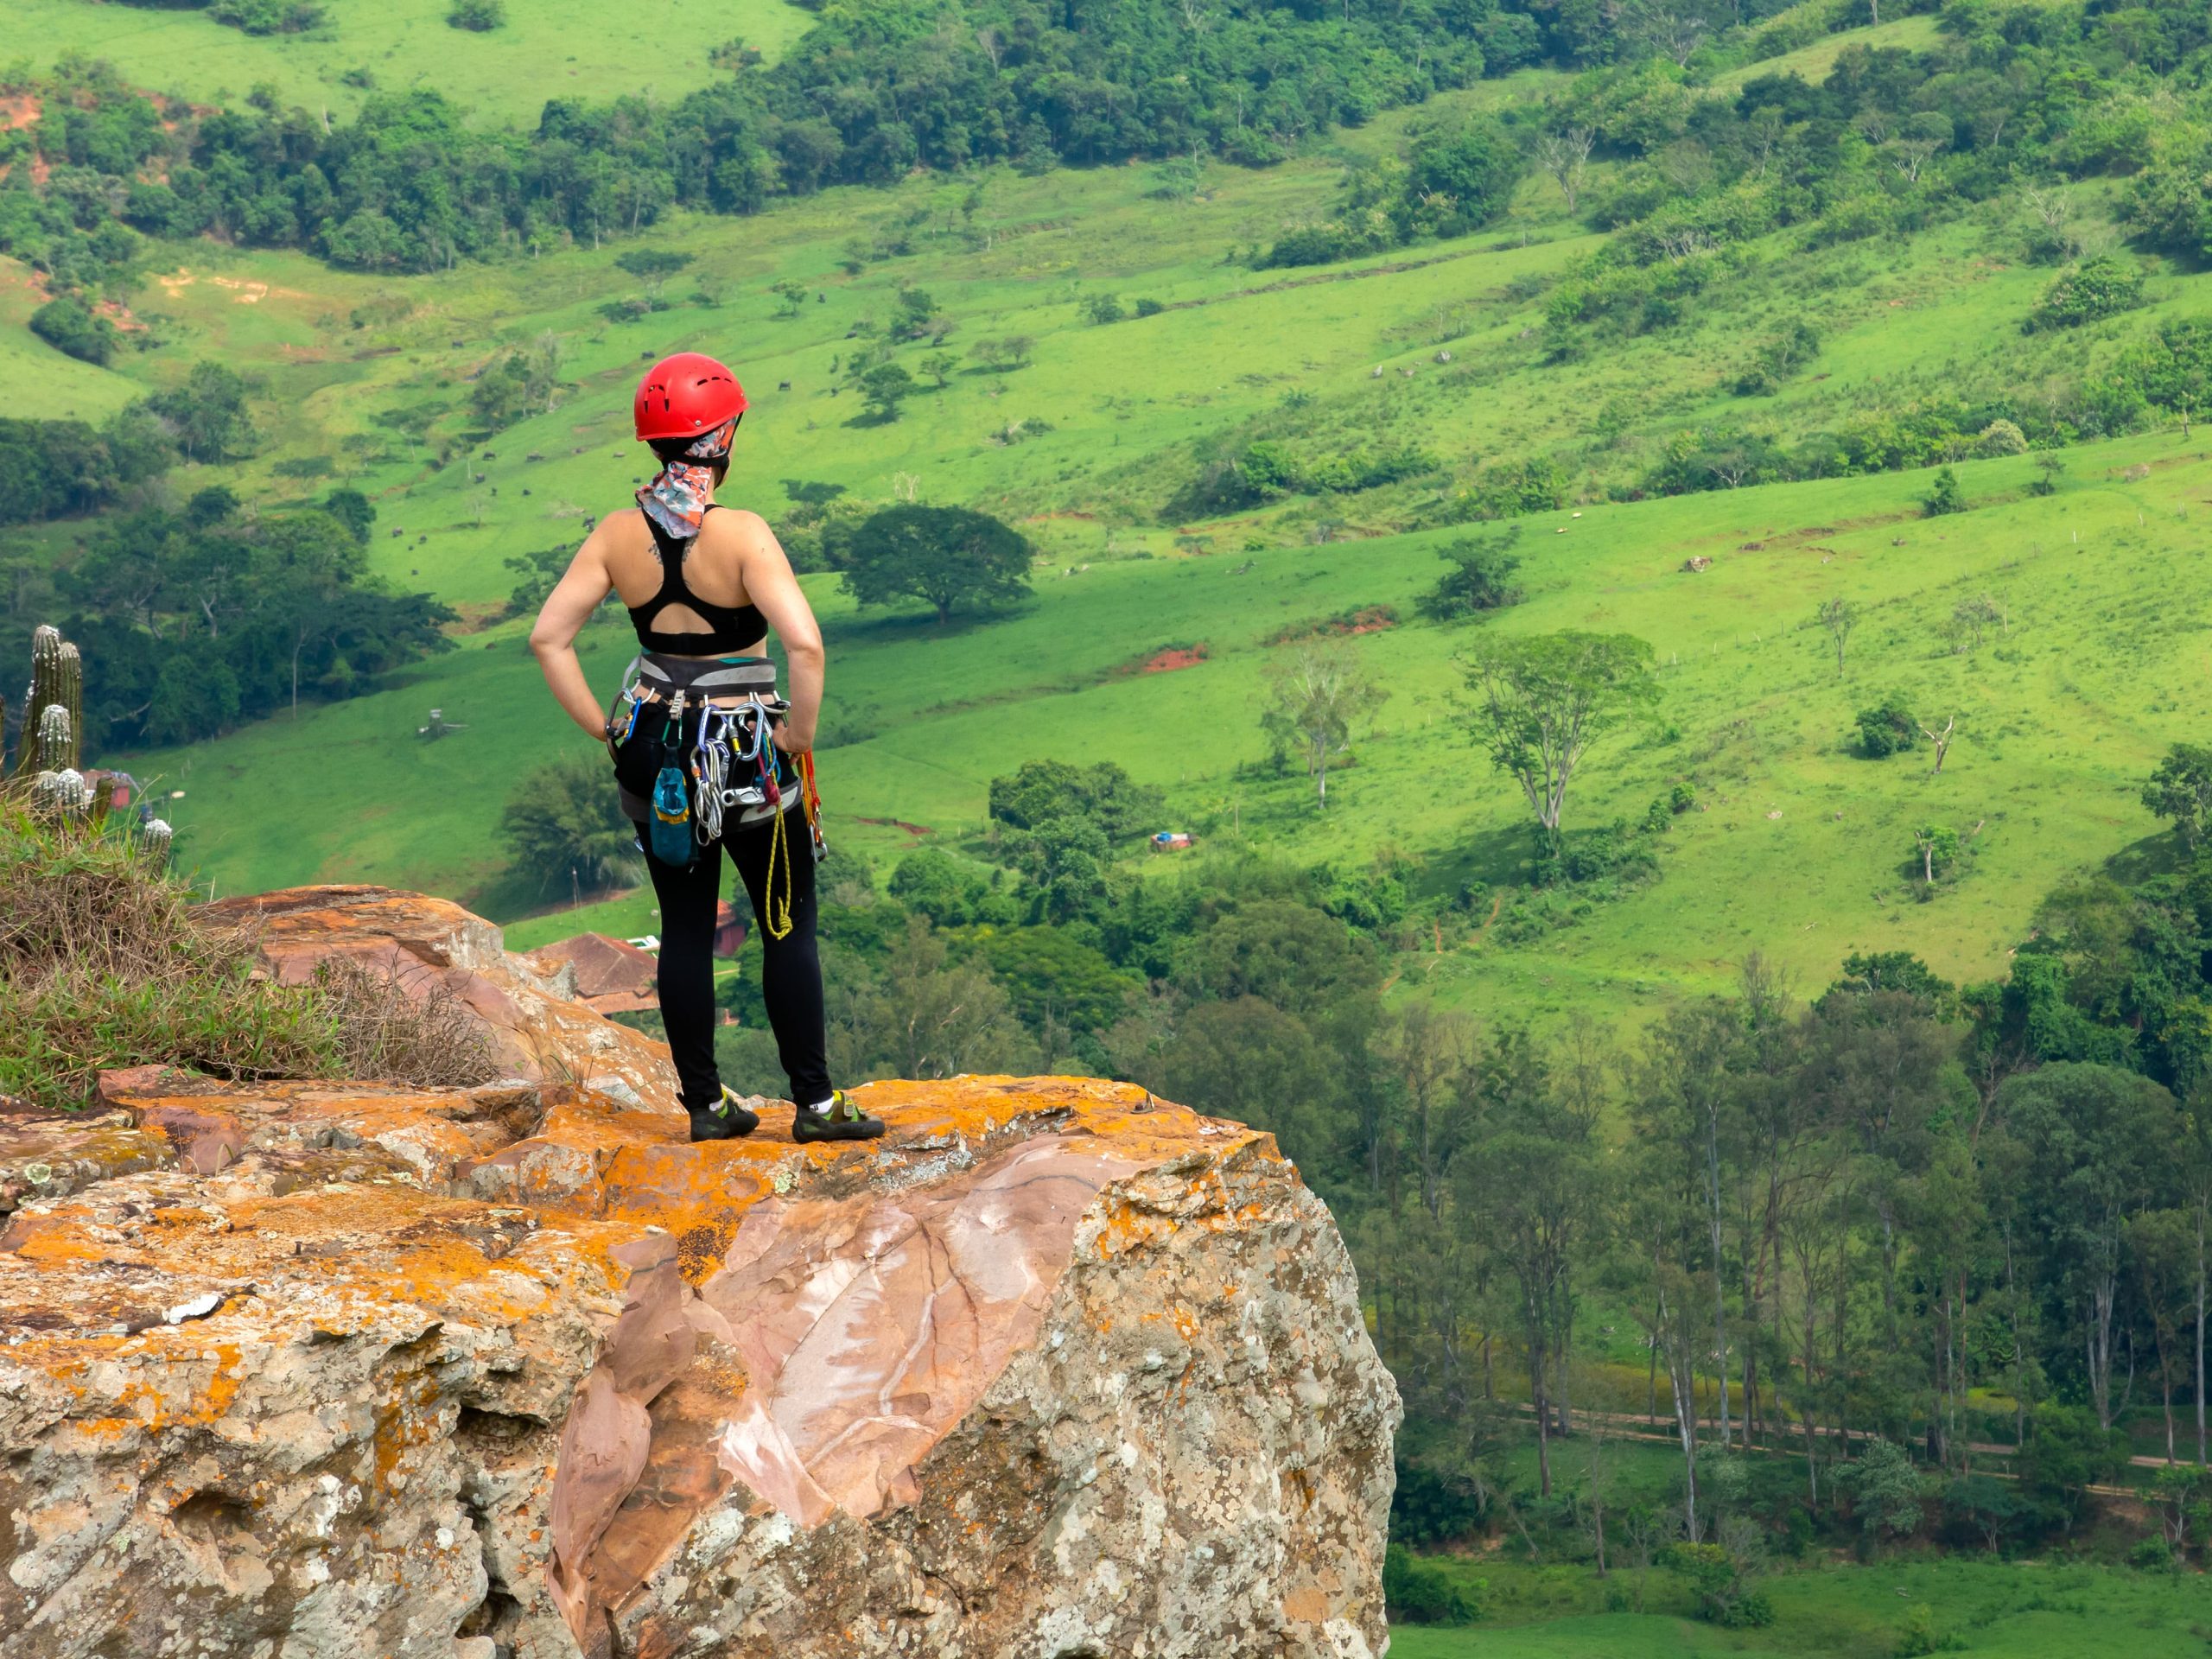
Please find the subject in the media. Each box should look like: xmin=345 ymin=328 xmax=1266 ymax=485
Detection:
xmin=1 ymin=899 xmax=1398 ymax=1659
xmin=199 ymin=885 xmax=680 ymax=1114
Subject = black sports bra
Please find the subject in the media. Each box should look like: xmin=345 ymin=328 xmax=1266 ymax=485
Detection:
xmin=626 ymin=506 xmax=767 ymax=655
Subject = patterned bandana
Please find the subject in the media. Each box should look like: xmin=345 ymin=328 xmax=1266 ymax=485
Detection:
xmin=637 ymin=416 xmax=739 ymax=543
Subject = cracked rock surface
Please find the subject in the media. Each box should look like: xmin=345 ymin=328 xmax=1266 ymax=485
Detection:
xmin=1 ymin=888 xmax=1398 ymax=1659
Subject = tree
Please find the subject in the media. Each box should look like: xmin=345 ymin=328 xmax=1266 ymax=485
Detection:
xmin=1260 ymin=640 xmax=1386 ymax=809
xmin=613 ymin=248 xmax=692 ymax=298
xmin=1417 ymin=528 xmax=1522 ymax=621
xmin=857 ymin=362 xmax=917 ymax=422
xmin=829 ymin=916 xmax=1033 ymax=1081
xmin=770 ymin=279 xmax=809 ymax=319
xmin=149 ymin=362 xmax=254 ymax=463
xmin=2128 ymin=1208 xmax=2197 ymax=1463
xmin=1922 ymin=466 xmax=1966 ymax=517
xmin=2143 ymin=743 xmax=2212 ymax=849
xmin=1460 ymin=632 xmax=1657 ymax=855
xmin=919 ymin=351 xmax=960 ymax=388
xmin=1841 ymin=1440 xmax=1926 ymax=1552
xmin=499 ymin=749 xmax=643 ymax=893
xmin=29 ymin=297 xmax=118 ymax=366
xmin=1456 ymin=1042 xmax=1602 ymax=1497
xmin=836 ymin=503 xmax=1032 ymax=624
xmin=1533 ymin=127 xmax=1595 ymax=215
xmin=468 ymin=333 xmax=562 ymax=431
xmin=1817 ymin=597 xmax=1855 ymax=677
xmin=1999 ymin=1064 xmax=2183 ymax=1428
xmin=1913 ymin=823 xmax=1961 ymax=885
xmin=988 ymin=758 xmax=1161 ymax=839
xmin=1919 ymin=715 xmax=1956 ymax=776
xmin=1080 ymin=293 xmax=1126 ymax=325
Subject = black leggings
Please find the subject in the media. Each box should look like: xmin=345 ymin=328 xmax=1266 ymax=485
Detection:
xmin=632 ymin=802 xmax=831 ymax=1111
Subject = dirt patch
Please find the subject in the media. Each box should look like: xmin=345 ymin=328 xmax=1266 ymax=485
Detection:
xmin=855 ymin=817 xmax=931 ymax=839
xmin=1128 ymin=645 xmax=1209 ymax=675
xmin=1266 ymin=607 xmax=1397 ymax=646
xmin=445 ymin=603 xmax=508 ymax=636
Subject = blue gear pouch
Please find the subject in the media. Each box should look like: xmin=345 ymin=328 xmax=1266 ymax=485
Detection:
xmin=649 ymin=760 xmax=695 ymax=867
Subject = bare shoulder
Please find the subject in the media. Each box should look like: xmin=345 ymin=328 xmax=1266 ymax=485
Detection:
xmin=706 ymin=506 xmax=773 ymax=543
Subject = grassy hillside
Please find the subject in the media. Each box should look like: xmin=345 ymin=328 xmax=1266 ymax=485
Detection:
xmin=10 ymin=15 xmax=2210 ymax=1033
xmin=130 ymin=423 xmax=2210 ymax=1033
xmin=7 ymin=0 xmax=814 ymax=124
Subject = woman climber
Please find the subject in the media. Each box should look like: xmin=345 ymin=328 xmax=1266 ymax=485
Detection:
xmin=527 ymin=352 xmax=883 ymax=1146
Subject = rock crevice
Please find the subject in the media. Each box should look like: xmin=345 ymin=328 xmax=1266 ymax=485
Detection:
xmin=0 ymin=887 xmax=1396 ymax=1658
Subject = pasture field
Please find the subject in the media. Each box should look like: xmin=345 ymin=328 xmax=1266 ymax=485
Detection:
xmin=137 ymin=423 xmax=2212 ymax=1036
xmin=5 ymin=0 xmax=814 ymax=124
xmin=1389 ymin=1558 xmax=2212 ymax=1659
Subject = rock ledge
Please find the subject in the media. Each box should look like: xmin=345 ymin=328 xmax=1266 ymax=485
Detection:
xmin=0 ymin=888 xmax=1397 ymax=1659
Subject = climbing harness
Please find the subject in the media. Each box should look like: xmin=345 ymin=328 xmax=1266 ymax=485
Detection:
xmin=612 ymin=661 xmax=825 ymax=938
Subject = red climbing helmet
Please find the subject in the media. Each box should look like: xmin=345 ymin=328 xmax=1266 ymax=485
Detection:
xmin=633 ymin=352 xmax=748 ymax=442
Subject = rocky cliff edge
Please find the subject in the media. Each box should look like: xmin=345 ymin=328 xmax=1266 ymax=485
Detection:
xmin=0 ymin=887 xmax=1399 ymax=1659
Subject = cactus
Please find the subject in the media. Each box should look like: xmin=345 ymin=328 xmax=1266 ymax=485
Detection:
xmin=56 ymin=641 xmax=82 ymax=771
xmin=141 ymin=817 xmax=174 ymax=866
xmin=17 ymin=626 xmax=61 ymax=779
xmin=90 ymin=772 xmax=115 ymax=827
xmin=29 ymin=770 xmax=62 ymax=812
xmin=32 ymin=705 xmax=70 ymax=773
xmin=52 ymin=768 xmax=89 ymax=822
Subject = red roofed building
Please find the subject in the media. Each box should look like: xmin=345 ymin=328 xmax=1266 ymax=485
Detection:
xmin=714 ymin=900 xmax=748 ymax=959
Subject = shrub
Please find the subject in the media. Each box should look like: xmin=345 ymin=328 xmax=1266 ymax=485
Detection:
xmin=1973 ymin=419 xmax=2028 ymax=457
xmin=29 ymin=297 xmax=118 ymax=365
xmin=2029 ymin=256 xmax=2145 ymax=331
xmin=1896 ymin=1602 xmax=1966 ymax=1655
xmin=1133 ymin=297 xmax=1165 ymax=317
xmin=1661 ymin=1541 xmax=1768 ymax=1626
xmin=447 ymin=0 xmax=505 ymax=29
xmin=208 ymin=0 xmax=326 ymax=32
xmin=1418 ymin=526 xmax=1524 ymax=620
xmin=1856 ymin=698 xmax=1917 ymax=758
xmin=1669 ymin=781 xmax=1697 ymax=814
xmin=2127 ymin=1536 xmax=2177 ymax=1574
xmin=1921 ymin=466 xmax=1966 ymax=517
xmin=1733 ymin=321 xmax=1821 ymax=397
xmin=1382 ymin=1544 xmax=1482 ymax=1625
xmin=1080 ymin=293 xmax=1126 ymax=325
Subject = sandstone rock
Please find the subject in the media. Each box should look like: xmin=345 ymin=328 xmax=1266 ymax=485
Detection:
xmin=3 ymin=898 xmax=1396 ymax=1659
xmin=200 ymin=885 xmax=682 ymax=1114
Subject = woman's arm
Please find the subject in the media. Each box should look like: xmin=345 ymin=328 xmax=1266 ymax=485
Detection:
xmin=529 ymin=533 xmax=620 ymax=741
xmin=725 ymin=511 xmax=825 ymax=751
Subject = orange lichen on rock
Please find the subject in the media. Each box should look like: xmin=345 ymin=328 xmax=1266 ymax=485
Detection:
xmin=1 ymin=888 xmax=1395 ymax=1659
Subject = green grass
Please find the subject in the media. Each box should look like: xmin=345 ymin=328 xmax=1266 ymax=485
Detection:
xmin=1708 ymin=15 xmax=1948 ymax=95
xmin=0 ymin=261 xmax=144 ymax=419
xmin=10 ymin=0 xmax=814 ymax=124
xmin=1389 ymin=1556 xmax=2212 ymax=1658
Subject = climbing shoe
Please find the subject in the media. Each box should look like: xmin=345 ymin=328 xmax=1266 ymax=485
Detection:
xmin=687 ymin=1087 xmax=760 ymax=1143
xmin=791 ymin=1090 xmax=884 ymax=1144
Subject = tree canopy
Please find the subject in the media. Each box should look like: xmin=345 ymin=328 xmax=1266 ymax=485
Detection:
xmin=835 ymin=503 xmax=1032 ymax=625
